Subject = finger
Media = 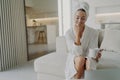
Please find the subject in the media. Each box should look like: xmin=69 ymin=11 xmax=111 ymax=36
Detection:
xmin=100 ymin=49 xmax=104 ymax=51
xmin=98 ymin=53 xmax=101 ymax=56
xmin=98 ymin=51 xmax=101 ymax=54
xmin=98 ymin=49 xmax=103 ymax=53
xmin=99 ymin=54 xmax=101 ymax=56
xmin=98 ymin=53 xmax=102 ymax=57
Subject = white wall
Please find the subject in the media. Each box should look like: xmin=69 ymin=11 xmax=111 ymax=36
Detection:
xmin=25 ymin=0 xmax=58 ymax=19
xmin=84 ymin=0 xmax=120 ymax=29
xmin=91 ymin=0 xmax=120 ymax=7
xmin=1 ymin=0 xmax=27 ymax=71
xmin=47 ymin=25 xmax=57 ymax=51
xmin=32 ymin=0 xmax=58 ymax=12
xmin=58 ymin=0 xmax=72 ymax=36
xmin=47 ymin=25 xmax=57 ymax=44
xmin=25 ymin=0 xmax=33 ymax=7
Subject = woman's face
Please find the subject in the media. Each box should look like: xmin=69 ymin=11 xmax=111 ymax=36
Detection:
xmin=74 ymin=10 xmax=87 ymax=26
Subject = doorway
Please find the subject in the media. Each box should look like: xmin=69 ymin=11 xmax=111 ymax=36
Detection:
xmin=24 ymin=0 xmax=59 ymax=60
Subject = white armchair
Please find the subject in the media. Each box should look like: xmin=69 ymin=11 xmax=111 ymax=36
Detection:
xmin=34 ymin=36 xmax=68 ymax=80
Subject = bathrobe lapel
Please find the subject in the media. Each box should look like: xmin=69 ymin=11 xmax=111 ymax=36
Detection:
xmin=81 ymin=26 xmax=92 ymax=54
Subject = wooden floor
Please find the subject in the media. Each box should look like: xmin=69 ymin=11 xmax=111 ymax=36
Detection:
xmin=28 ymin=50 xmax=55 ymax=60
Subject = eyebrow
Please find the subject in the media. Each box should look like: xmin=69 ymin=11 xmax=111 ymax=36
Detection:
xmin=76 ymin=15 xmax=86 ymax=18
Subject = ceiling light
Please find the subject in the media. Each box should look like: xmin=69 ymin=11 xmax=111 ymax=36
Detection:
xmin=31 ymin=17 xmax=58 ymax=21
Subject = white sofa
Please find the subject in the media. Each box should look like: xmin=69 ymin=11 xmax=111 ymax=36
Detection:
xmin=34 ymin=36 xmax=68 ymax=80
xmin=34 ymin=29 xmax=120 ymax=80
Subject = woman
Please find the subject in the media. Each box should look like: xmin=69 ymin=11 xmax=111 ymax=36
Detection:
xmin=65 ymin=2 xmax=103 ymax=79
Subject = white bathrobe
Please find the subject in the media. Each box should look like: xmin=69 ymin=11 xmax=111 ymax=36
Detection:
xmin=65 ymin=26 xmax=99 ymax=79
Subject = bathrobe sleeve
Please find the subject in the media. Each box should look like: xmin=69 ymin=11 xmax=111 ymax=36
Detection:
xmin=65 ymin=29 xmax=83 ymax=56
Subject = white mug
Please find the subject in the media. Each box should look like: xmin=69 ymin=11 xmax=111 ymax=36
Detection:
xmin=88 ymin=48 xmax=100 ymax=58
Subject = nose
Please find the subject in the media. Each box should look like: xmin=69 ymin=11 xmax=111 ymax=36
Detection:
xmin=78 ymin=18 xmax=81 ymax=23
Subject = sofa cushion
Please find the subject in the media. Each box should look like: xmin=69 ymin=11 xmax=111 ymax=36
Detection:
xmin=56 ymin=36 xmax=68 ymax=54
xmin=97 ymin=51 xmax=120 ymax=69
xmin=100 ymin=30 xmax=120 ymax=52
xmin=34 ymin=52 xmax=67 ymax=78
xmin=85 ymin=69 xmax=120 ymax=80
xmin=105 ymin=24 xmax=120 ymax=30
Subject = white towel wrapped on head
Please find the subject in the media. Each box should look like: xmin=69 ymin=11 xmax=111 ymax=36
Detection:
xmin=75 ymin=2 xmax=89 ymax=17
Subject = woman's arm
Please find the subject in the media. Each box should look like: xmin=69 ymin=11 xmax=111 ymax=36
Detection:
xmin=94 ymin=49 xmax=103 ymax=62
xmin=74 ymin=24 xmax=84 ymax=45
xmin=65 ymin=29 xmax=83 ymax=56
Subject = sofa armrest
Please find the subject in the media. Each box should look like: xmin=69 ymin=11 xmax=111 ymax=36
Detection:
xmin=56 ymin=36 xmax=68 ymax=54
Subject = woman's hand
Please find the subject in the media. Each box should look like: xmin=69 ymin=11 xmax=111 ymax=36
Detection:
xmin=74 ymin=25 xmax=84 ymax=38
xmin=95 ymin=49 xmax=103 ymax=62
xmin=74 ymin=24 xmax=84 ymax=45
